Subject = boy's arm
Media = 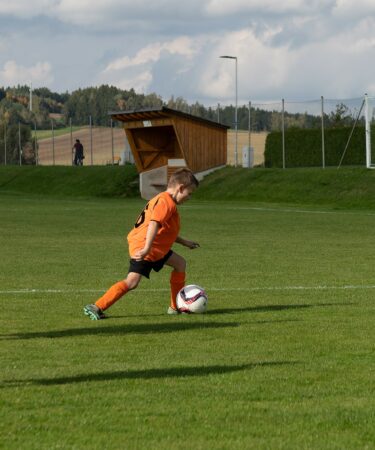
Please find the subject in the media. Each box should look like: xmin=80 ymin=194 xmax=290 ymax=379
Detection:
xmin=133 ymin=220 xmax=160 ymax=260
xmin=175 ymin=236 xmax=200 ymax=249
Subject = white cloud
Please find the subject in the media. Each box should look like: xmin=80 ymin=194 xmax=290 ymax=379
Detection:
xmin=205 ymin=0 xmax=334 ymax=16
xmin=1 ymin=0 xmax=375 ymax=101
xmin=0 ymin=0 xmax=56 ymax=18
xmin=201 ymin=29 xmax=291 ymax=101
xmin=104 ymin=37 xmax=198 ymax=72
xmin=334 ymin=0 xmax=375 ymax=17
xmin=0 ymin=60 xmax=53 ymax=86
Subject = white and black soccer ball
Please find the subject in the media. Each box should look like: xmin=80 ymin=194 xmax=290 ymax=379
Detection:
xmin=176 ymin=284 xmax=208 ymax=314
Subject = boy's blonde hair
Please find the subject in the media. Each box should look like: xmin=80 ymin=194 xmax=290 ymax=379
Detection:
xmin=168 ymin=168 xmax=199 ymax=188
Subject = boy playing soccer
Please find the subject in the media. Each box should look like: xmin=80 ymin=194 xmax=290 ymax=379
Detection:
xmin=83 ymin=168 xmax=200 ymax=320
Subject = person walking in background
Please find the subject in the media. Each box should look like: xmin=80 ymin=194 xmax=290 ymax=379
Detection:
xmin=73 ymin=139 xmax=84 ymax=165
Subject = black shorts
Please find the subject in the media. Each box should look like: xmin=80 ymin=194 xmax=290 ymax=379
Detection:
xmin=128 ymin=250 xmax=173 ymax=279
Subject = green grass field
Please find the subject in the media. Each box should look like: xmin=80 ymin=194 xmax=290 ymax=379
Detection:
xmin=1 ymin=169 xmax=375 ymax=449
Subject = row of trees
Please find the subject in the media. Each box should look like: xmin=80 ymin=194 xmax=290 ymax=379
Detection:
xmin=0 ymin=84 xmax=365 ymax=165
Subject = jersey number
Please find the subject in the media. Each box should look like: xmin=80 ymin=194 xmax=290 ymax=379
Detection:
xmin=134 ymin=203 xmax=149 ymax=228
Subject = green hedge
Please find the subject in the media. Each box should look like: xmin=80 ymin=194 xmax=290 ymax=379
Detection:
xmin=264 ymin=126 xmax=374 ymax=168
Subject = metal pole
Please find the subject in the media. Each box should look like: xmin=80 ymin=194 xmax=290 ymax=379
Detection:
xmin=282 ymin=99 xmax=285 ymax=169
xmin=365 ymin=94 xmax=371 ymax=168
xmin=217 ymin=103 xmax=220 ymax=123
xmin=90 ymin=115 xmax=93 ymax=165
xmin=321 ymin=96 xmax=325 ymax=169
xmin=34 ymin=122 xmax=38 ymax=166
xmin=248 ymin=101 xmax=251 ymax=150
xmin=70 ymin=117 xmax=73 ymax=166
xmin=18 ymin=122 xmax=22 ymax=166
xmin=111 ymin=118 xmax=114 ymax=165
xmin=219 ymin=55 xmax=238 ymax=167
xmin=52 ymin=120 xmax=55 ymax=165
xmin=29 ymin=82 xmax=32 ymax=112
xmin=234 ymin=57 xmax=238 ymax=167
xmin=338 ymin=98 xmax=365 ymax=169
xmin=4 ymin=123 xmax=6 ymax=166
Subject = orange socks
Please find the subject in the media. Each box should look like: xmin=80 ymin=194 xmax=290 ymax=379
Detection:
xmin=95 ymin=273 xmax=184 ymax=312
xmin=95 ymin=281 xmax=129 ymax=311
xmin=170 ymin=271 xmax=185 ymax=310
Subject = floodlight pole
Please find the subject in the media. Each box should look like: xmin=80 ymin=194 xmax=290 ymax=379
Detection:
xmin=220 ymin=55 xmax=238 ymax=167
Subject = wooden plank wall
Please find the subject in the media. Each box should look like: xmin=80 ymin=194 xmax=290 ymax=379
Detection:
xmin=173 ymin=117 xmax=227 ymax=173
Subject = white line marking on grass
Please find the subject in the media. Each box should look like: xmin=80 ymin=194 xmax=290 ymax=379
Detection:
xmin=184 ymin=204 xmax=375 ymax=217
xmin=1 ymin=285 xmax=375 ymax=295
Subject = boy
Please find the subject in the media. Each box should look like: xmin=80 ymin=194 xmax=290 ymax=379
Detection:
xmin=83 ymin=168 xmax=200 ymax=320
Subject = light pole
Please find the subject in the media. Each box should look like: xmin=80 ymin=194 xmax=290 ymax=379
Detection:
xmin=220 ymin=55 xmax=238 ymax=167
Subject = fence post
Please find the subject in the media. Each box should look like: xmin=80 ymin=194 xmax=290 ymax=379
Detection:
xmin=4 ymin=123 xmax=6 ymax=166
xmin=111 ymin=118 xmax=114 ymax=165
xmin=248 ymin=101 xmax=251 ymax=151
xmin=282 ymin=98 xmax=285 ymax=169
xmin=321 ymin=96 xmax=325 ymax=169
xmin=18 ymin=122 xmax=22 ymax=166
xmin=51 ymin=120 xmax=55 ymax=165
xmin=34 ymin=122 xmax=38 ymax=166
xmin=89 ymin=115 xmax=93 ymax=165
xmin=70 ymin=117 xmax=73 ymax=166
xmin=365 ymin=93 xmax=371 ymax=168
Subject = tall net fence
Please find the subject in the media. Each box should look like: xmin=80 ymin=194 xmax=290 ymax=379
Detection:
xmin=1 ymin=96 xmax=375 ymax=168
xmin=36 ymin=124 xmax=133 ymax=166
xmin=1 ymin=118 xmax=134 ymax=166
xmin=242 ymin=96 xmax=372 ymax=168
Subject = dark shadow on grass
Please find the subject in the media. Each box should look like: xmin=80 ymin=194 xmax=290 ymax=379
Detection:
xmin=2 ymin=361 xmax=299 ymax=387
xmin=207 ymin=302 xmax=354 ymax=315
xmin=0 ymin=321 xmax=238 ymax=340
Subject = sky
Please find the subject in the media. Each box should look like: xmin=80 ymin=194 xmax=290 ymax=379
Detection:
xmin=0 ymin=0 xmax=374 ymax=106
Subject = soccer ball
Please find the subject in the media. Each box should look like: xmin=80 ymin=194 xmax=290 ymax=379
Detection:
xmin=176 ymin=285 xmax=208 ymax=314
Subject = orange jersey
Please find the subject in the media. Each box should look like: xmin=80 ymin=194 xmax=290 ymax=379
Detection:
xmin=127 ymin=191 xmax=180 ymax=261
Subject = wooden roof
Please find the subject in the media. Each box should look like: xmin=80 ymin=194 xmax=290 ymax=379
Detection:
xmin=109 ymin=107 xmax=229 ymax=130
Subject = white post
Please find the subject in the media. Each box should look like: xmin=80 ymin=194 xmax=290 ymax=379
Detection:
xmin=365 ymin=94 xmax=371 ymax=168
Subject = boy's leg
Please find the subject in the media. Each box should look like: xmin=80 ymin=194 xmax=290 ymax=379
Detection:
xmin=96 ymin=272 xmax=142 ymax=310
xmin=84 ymin=272 xmax=142 ymax=320
xmin=165 ymin=253 xmax=186 ymax=311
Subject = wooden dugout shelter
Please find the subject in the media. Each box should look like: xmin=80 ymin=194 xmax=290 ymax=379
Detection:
xmin=110 ymin=107 xmax=229 ymax=199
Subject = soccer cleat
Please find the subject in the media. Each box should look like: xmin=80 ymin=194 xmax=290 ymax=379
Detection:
xmin=167 ymin=307 xmax=189 ymax=315
xmin=83 ymin=304 xmax=106 ymax=320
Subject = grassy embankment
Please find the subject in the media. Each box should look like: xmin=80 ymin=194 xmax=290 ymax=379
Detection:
xmin=2 ymin=165 xmax=375 ymax=209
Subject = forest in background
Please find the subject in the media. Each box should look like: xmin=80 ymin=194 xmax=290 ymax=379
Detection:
xmin=0 ymin=84 xmax=363 ymax=165
xmin=0 ymin=84 xmax=359 ymax=131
